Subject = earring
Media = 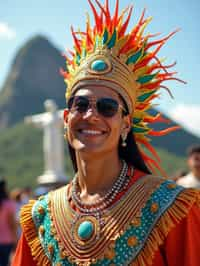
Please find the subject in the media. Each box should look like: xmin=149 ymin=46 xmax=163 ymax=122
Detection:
xmin=121 ymin=133 xmax=127 ymax=147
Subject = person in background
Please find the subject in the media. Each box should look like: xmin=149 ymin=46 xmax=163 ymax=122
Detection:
xmin=10 ymin=188 xmax=23 ymax=240
xmin=0 ymin=178 xmax=17 ymax=266
xmin=20 ymin=186 xmax=33 ymax=205
xmin=177 ymin=145 xmax=200 ymax=188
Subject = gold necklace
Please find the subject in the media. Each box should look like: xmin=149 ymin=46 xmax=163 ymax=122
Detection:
xmin=48 ymin=175 xmax=163 ymax=265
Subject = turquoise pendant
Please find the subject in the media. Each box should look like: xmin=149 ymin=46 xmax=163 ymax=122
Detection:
xmin=91 ymin=59 xmax=108 ymax=72
xmin=78 ymin=220 xmax=94 ymax=240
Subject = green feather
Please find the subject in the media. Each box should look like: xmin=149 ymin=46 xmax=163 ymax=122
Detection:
xmin=137 ymin=90 xmax=156 ymax=102
xmin=133 ymin=117 xmax=142 ymax=124
xmin=137 ymin=73 xmax=157 ymax=84
xmin=126 ymin=48 xmax=143 ymax=65
xmin=107 ymin=29 xmax=117 ymax=49
xmin=75 ymin=53 xmax=81 ymax=65
xmin=103 ymin=29 xmax=109 ymax=45
xmin=133 ymin=126 xmax=149 ymax=133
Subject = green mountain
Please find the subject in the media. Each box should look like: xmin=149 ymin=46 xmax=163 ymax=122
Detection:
xmin=0 ymin=123 xmax=186 ymax=189
xmin=0 ymin=35 xmax=66 ymax=127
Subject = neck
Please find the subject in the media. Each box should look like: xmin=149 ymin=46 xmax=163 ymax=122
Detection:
xmin=75 ymin=150 xmax=122 ymax=202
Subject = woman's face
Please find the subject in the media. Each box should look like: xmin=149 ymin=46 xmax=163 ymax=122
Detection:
xmin=65 ymin=85 xmax=131 ymax=157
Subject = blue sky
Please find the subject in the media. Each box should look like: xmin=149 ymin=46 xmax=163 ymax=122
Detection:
xmin=0 ymin=0 xmax=200 ymax=136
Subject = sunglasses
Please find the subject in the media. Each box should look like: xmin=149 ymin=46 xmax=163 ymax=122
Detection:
xmin=67 ymin=96 xmax=127 ymax=118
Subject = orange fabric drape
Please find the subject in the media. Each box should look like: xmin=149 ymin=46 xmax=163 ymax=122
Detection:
xmin=12 ymin=233 xmax=35 ymax=266
xmin=152 ymin=204 xmax=200 ymax=266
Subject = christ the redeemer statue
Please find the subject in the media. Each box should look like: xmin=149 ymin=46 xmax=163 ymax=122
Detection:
xmin=25 ymin=99 xmax=68 ymax=185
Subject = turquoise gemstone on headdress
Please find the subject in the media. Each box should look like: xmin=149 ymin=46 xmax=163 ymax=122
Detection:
xmin=91 ymin=59 xmax=108 ymax=72
xmin=78 ymin=220 xmax=94 ymax=240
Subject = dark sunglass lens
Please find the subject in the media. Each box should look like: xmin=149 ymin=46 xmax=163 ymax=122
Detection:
xmin=67 ymin=97 xmax=75 ymax=109
xmin=97 ymin=98 xmax=119 ymax=117
xmin=74 ymin=96 xmax=89 ymax=113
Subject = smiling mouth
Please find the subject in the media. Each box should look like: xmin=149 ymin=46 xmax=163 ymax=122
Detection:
xmin=78 ymin=129 xmax=107 ymax=136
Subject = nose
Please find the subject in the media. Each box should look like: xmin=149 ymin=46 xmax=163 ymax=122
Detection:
xmin=82 ymin=104 xmax=99 ymax=121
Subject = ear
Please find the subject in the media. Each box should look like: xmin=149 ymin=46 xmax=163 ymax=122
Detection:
xmin=122 ymin=114 xmax=132 ymax=134
xmin=63 ymin=108 xmax=69 ymax=124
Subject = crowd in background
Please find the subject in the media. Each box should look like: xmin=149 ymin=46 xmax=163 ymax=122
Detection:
xmin=0 ymin=182 xmax=48 ymax=266
xmin=0 ymin=144 xmax=200 ymax=266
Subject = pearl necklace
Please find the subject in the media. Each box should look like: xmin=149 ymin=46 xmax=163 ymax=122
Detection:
xmin=71 ymin=160 xmax=130 ymax=213
xmin=70 ymin=161 xmax=132 ymax=246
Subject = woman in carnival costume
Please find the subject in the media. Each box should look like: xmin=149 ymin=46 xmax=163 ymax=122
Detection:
xmin=13 ymin=1 xmax=200 ymax=265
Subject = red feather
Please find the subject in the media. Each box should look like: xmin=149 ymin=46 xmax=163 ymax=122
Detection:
xmin=144 ymin=113 xmax=171 ymax=124
xmin=137 ymin=137 xmax=161 ymax=162
xmin=148 ymin=126 xmax=180 ymax=136
xmin=88 ymin=0 xmax=102 ymax=33
xmin=71 ymin=26 xmax=81 ymax=54
xmin=112 ymin=0 xmax=119 ymax=27
xmin=145 ymin=29 xmax=179 ymax=50
xmin=60 ymin=68 xmax=69 ymax=79
xmin=118 ymin=6 xmax=133 ymax=39
xmin=140 ymin=150 xmax=168 ymax=177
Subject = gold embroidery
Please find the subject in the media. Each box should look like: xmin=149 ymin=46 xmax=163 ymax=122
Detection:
xmin=48 ymin=175 xmax=163 ymax=265
xmin=60 ymin=250 xmax=67 ymax=259
xmin=167 ymin=183 xmax=177 ymax=189
xmin=127 ymin=236 xmax=138 ymax=247
xmin=38 ymin=205 xmax=45 ymax=215
xmin=48 ymin=244 xmax=54 ymax=256
xmin=150 ymin=202 xmax=159 ymax=213
xmin=131 ymin=217 xmax=141 ymax=227
xmin=39 ymin=225 xmax=45 ymax=236
xmin=104 ymin=248 xmax=116 ymax=260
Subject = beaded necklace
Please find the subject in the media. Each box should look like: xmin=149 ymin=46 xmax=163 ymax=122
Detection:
xmin=70 ymin=161 xmax=130 ymax=242
xmin=71 ymin=160 xmax=129 ymax=211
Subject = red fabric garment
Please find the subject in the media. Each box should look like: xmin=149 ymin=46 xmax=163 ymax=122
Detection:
xmin=12 ymin=203 xmax=200 ymax=266
xmin=12 ymin=233 xmax=35 ymax=266
xmin=152 ymin=204 xmax=200 ymax=266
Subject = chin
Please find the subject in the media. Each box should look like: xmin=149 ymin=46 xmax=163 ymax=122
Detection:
xmin=77 ymin=143 xmax=104 ymax=154
xmin=73 ymin=142 xmax=110 ymax=157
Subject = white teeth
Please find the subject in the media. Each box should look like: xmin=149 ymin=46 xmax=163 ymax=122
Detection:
xmin=81 ymin=129 xmax=102 ymax=135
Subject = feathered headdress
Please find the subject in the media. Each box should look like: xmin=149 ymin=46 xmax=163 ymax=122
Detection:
xmin=61 ymin=0 xmax=185 ymax=175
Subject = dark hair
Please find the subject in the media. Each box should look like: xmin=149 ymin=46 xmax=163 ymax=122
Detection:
xmin=187 ymin=145 xmax=200 ymax=157
xmin=0 ymin=178 xmax=8 ymax=207
xmin=118 ymin=130 xmax=151 ymax=174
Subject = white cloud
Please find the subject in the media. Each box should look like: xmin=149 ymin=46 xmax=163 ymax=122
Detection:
xmin=0 ymin=22 xmax=16 ymax=40
xmin=168 ymin=104 xmax=200 ymax=137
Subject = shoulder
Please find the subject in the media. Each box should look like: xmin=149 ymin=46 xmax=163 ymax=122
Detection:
xmin=139 ymin=175 xmax=200 ymax=225
xmin=19 ymin=187 xmax=68 ymax=266
xmin=130 ymin=175 xmax=200 ymax=265
xmin=20 ymin=185 xmax=69 ymax=230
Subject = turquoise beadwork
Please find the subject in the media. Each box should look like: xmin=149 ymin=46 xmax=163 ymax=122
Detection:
xmin=91 ymin=59 xmax=108 ymax=72
xmin=78 ymin=220 xmax=94 ymax=240
xmin=31 ymin=180 xmax=184 ymax=265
